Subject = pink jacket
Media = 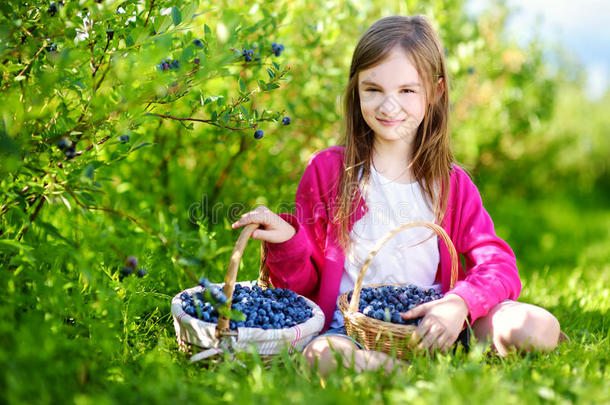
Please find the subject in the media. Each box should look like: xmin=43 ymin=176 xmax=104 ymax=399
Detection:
xmin=265 ymin=146 xmax=521 ymax=331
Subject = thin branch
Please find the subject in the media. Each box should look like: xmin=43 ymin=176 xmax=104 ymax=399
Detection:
xmin=143 ymin=0 xmax=156 ymax=28
xmin=62 ymin=184 xmax=168 ymax=246
xmin=16 ymin=195 xmax=46 ymax=241
xmin=147 ymin=112 xmax=254 ymax=131
xmin=84 ymin=135 xmax=111 ymax=152
xmin=92 ymin=35 xmax=111 ymax=78
xmin=15 ymin=45 xmax=46 ymax=79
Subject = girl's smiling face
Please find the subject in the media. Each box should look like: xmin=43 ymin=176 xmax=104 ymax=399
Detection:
xmin=358 ymin=46 xmax=427 ymax=146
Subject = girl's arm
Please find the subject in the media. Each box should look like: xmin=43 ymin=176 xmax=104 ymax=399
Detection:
xmin=402 ymin=167 xmax=521 ymax=350
xmin=446 ymin=167 xmax=522 ymax=323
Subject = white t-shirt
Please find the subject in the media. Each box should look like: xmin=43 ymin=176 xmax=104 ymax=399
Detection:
xmin=330 ymin=165 xmax=441 ymax=328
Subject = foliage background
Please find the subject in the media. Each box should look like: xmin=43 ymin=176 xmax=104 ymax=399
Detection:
xmin=1 ymin=0 xmax=608 ymax=403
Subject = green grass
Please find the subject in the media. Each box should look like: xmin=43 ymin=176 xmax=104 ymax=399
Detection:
xmin=1 ymin=191 xmax=609 ymax=405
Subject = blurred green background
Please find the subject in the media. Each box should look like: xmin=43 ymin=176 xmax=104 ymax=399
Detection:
xmin=1 ymin=0 xmax=608 ymax=403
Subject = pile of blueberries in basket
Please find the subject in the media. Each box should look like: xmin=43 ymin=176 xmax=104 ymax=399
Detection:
xmin=180 ymin=281 xmax=313 ymax=330
xmin=347 ymin=285 xmax=443 ymax=325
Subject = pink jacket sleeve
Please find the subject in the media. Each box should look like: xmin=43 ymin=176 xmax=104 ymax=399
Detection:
xmin=445 ymin=168 xmax=522 ymax=322
xmin=263 ymin=151 xmax=333 ymax=296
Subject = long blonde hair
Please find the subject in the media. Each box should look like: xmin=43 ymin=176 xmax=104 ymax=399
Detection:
xmin=333 ymin=15 xmax=454 ymax=252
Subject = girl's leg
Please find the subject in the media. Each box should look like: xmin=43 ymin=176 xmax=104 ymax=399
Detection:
xmin=302 ymin=335 xmax=399 ymax=375
xmin=471 ymin=300 xmax=560 ymax=356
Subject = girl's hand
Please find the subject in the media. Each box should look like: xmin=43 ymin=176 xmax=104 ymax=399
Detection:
xmin=401 ymin=294 xmax=469 ymax=352
xmin=231 ymin=205 xmax=296 ymax=244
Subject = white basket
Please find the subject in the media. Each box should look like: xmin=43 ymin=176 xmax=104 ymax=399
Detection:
xmin=171 ymin=224 xmax=325 ymax=359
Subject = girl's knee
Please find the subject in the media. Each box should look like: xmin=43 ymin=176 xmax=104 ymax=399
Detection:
xmin=520 ymin=306 xmax=560 ymax=351
xmin=302 ymin=336 xmax=358 ymax=371
xmin=302 ymin=337 xmax=331 ymax=366
xmin=496 ymin=303 xmax=560 ymax=353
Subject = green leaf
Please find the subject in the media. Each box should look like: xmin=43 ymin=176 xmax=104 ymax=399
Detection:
xmin=83 ymin=164 xmax=95 ymax=180
xmin=229 ymin=308 xmax=246 ymax=321
xmin=132 ymin=142 xmax=152 ymax=151
xmin=38 ymin=221 xmax=72 ymax=245
xmin=0 ymin=239 xmax=32 ymax=251
xmin=238 ymin=77 xmax=246 ymax=93
xmin=267 ymin=68 xmax=276 ymax=79
xmin=265 ymin=83 xmax=280 ymax=91
xmin=204 ymin=24 xmax=211 ymax=35
xmin=172 ymin=7 xmax=182 ymax=26
xmin=177 ymin=257 xmax=202 ymax=267
xmin=60 ymin=195 xmax=72 ymax=211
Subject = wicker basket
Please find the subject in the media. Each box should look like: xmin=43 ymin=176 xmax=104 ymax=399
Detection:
xmin=171 ymin=224 xmax=325 ymax=360
xmin=337 ymin=221 xmax=458 ymax=358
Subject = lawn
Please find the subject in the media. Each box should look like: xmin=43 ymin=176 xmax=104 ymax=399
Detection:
xmin=2 ymin=190 xmax=608 ymax=405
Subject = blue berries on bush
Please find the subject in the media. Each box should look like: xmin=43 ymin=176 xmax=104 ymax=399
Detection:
xmin=347 ymin=285 xmax=443 ymax=326
xmin=48 ymin=2 xmax=58 ymax=16
xmin=121 ymin=266 xmax=134 ymax=277
xmin=193 ymin=39 xmax=204 ymax=48
xmin=119 ymin=135 xmax=130 ymax=143
xmin=271 ymin=42 xmax=285 ymax=57
xmin=180 ymin=283 xmax=314 ymax=330
xmin=126 ymin=256 xmax=137 ymax=268
xmin=157 ymin=58 xmax=180 ymax=71
xmin=281 ymin=116 xmax=291 ymax=125
xmin=57 ymin=138 xmax=69 ymax=150
xmin=242 ymin=49 xmax=255 ymax=62
xmin=64 ymin=144 xmax=76 ymax=159
xmin=45 ymin=40 xmax=58 ymax=53
xmin=253 ymin=129 xmax=264 ymax=140
xmin=120 ymin=256 xmax=147 ymax=280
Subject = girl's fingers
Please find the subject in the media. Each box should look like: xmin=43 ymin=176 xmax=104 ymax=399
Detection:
xmin=232 ymin=209 xmax=271 ymax=228
xmin=415 ymin=318 xmax=446 ymax=350
xmin=401 ymin=302 xmax=429 ymax=319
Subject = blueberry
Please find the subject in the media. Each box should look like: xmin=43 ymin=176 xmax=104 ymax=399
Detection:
xmin=137 ymin=268 xmax=147 ymax=278
xmin=271 ymin=43 xmax=285 ymax=57
xmin=193 ymin=39 xmax=204 ymax=48
xmin=198 ymin=277 xmax=210 ymax=288
xmin=193 ymin=57 xmax=200 ymax=65
xmin=126 ymin=256 xmax=137 ymax=268
xmin=45 ymin=42 xmax=57 ymax=53
xmin=244 ymin=55 xmax=252 ymax=62
xmin=48 ymin=2 xmax=58 ymax=16
xmin=119 ymin=135 xmax=130 ymax=143
xmin=253 ymin=129 xmax=264 ymax=140
xmin=64 ymin=147 xmax=76 ymax=159
xmin=120 ymin=266 xmax=133 ymax=277
xmin=281 ymin=116 xmax=291 ymax=125
xmin=57 ymin=139 xmax=69 ymax=150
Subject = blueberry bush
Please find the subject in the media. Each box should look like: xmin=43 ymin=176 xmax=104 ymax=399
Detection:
xmin=1 ymin=0 xmax=608 ymax=404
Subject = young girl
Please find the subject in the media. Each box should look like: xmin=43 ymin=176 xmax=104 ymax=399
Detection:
xmin=231 ymin=15 xmax=560 ymax=373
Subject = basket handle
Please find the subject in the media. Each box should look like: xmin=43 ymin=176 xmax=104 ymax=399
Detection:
xmin=216 ymin=223 xmax=272 ymax=337
xmin=347 ymin=221 xmax=459 ymax=314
